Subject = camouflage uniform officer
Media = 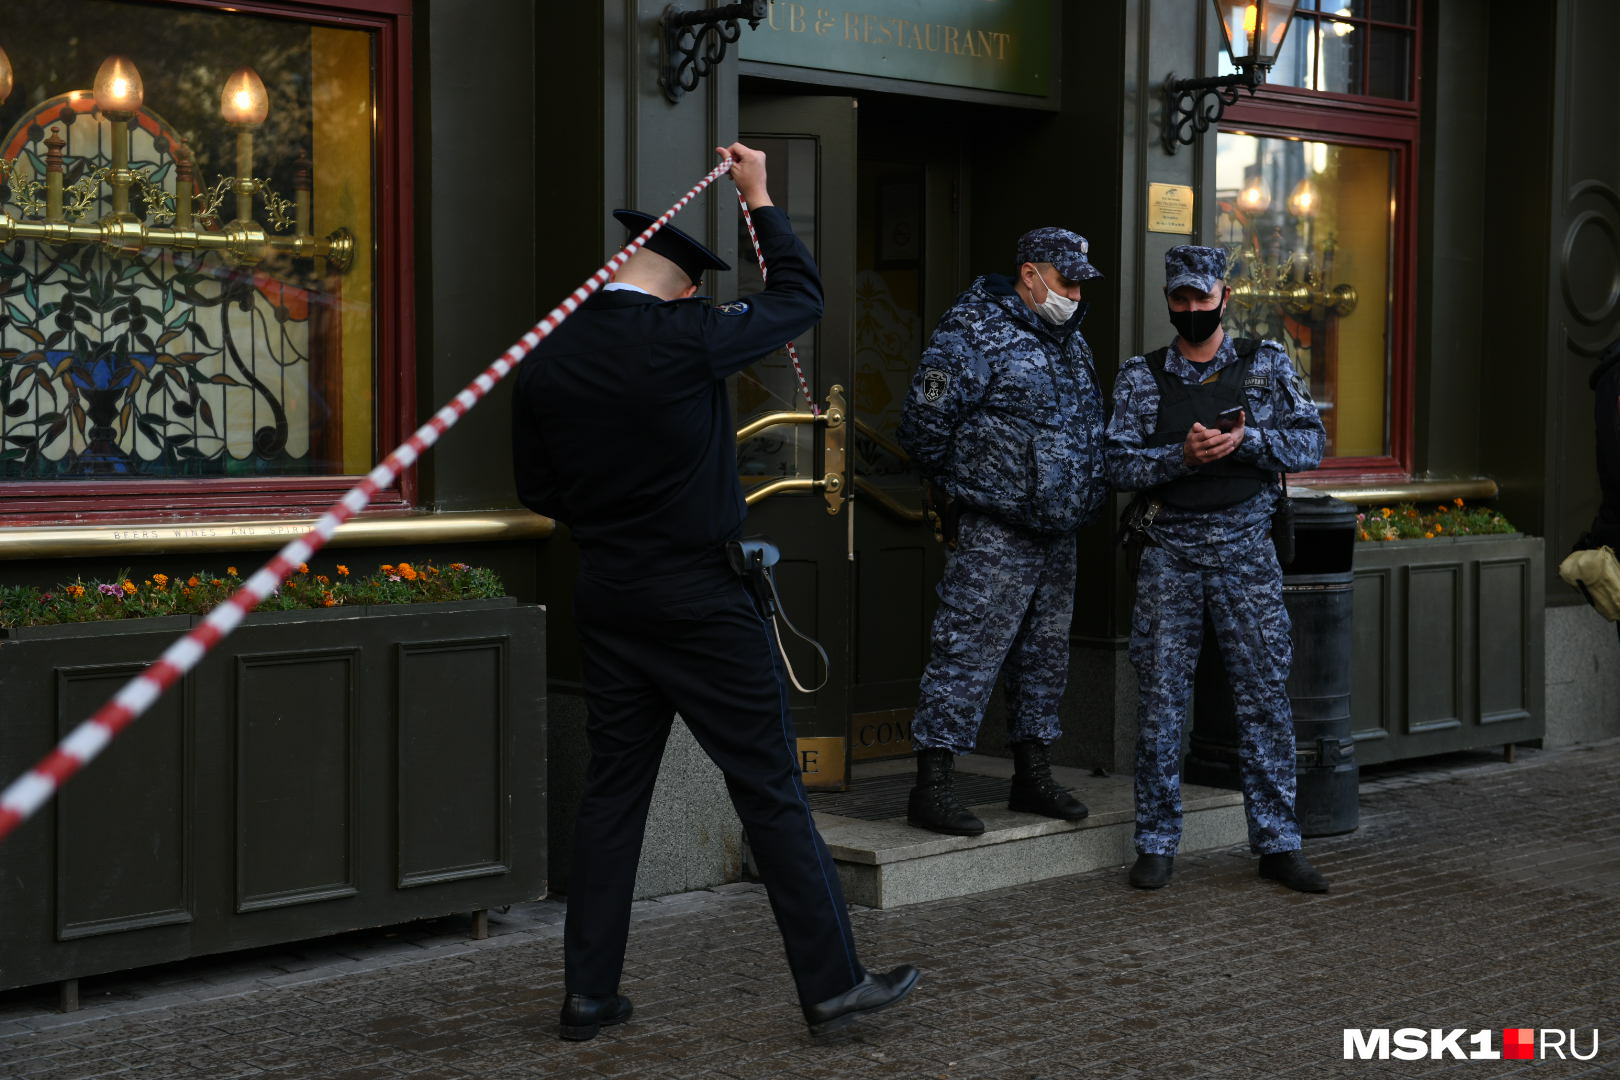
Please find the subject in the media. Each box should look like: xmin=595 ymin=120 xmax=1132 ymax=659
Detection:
xmin=1105 ymin=245 xmax=1330 ymax=893
xmin=896 ymin=228 xmax=1110 ymax=836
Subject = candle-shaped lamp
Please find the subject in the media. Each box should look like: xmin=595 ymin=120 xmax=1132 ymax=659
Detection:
xmin=93 ymin=55 xmax=144 ymax=220
xmin=0 ymin=45 xmax=15 ymax=106
xmin=220 ymin=67 xmax=268 ymax=224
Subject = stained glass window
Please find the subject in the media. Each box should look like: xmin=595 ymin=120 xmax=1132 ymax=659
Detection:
xmin=0 ymin=0 xmax=375 ymax=488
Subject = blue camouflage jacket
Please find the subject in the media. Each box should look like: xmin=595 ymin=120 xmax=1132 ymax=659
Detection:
xmin=1105 ymin=335 xmax=1325 ymax=562
xmin=897 ymin=274 xmax=1109 ymax=536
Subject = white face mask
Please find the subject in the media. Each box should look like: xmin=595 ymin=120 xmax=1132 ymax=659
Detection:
xmin=1029 ymin=268 xmax=1078 ymax=325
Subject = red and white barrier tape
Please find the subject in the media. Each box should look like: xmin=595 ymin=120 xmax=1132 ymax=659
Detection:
xmin=736 ymin=191 xmax=820 ymax=416
xmin=0 ymin=157 xmax=738 ymax=845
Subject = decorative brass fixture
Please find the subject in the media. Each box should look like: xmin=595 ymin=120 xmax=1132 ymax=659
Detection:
xmin=0 ymin=53 xmax=352 ymax=273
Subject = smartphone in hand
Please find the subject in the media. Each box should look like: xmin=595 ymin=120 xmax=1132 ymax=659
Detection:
xmin=1216 ymin=406 xmax=1245 ymax=433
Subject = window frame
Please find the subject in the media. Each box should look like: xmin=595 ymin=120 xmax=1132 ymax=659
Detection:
xmin=0 ymin=0 xmax=416 ymax=524
xmin=1219 ymin=11 xmax=1422 ymax=479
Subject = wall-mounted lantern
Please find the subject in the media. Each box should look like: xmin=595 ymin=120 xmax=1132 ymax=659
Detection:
xmin=1163 ymin=0 xmax=1300 ymax=154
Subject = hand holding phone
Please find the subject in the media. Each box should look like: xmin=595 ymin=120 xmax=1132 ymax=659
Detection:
xmin=1216 ymin=406 xmax=1245 ymax=434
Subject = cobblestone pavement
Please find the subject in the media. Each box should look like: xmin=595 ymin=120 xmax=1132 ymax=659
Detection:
xmin=2 ymin=742 xmax=1616 ymax=1079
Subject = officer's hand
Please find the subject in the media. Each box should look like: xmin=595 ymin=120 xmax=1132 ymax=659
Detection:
xmin=1183 ymin=422 xmax=1241 ymax=466
xmin=718 ymin=143 xmax=773 ymax=209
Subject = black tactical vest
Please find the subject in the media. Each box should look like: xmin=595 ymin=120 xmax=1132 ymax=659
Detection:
xmin=1144 ymin=338 xmax=1274 ymax=511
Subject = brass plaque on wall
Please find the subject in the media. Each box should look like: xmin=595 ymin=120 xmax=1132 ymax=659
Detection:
xmin=796 ymin=737 xmax=847 ymax=788
xmin=851 ymin=708 xmax=915 ymax=761
xmin=1147 ymin=183 xmax=1195 ymax=234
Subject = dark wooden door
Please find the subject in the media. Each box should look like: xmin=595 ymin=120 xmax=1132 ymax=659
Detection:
xmin=736 ymin=94 xmax=857 ymax=788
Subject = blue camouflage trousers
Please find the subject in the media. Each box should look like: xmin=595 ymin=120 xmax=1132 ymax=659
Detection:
xmin=1129 ymin=538 xmax=1301 ymax=856
xmin=913 ymin=511 xmax=1076 ymax=754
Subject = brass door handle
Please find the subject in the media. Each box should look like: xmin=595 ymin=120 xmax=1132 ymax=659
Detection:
xmin=737 ymin=386 xmax=848 ymax=515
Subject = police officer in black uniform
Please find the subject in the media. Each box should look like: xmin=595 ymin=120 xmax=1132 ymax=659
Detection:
xmin=512 ymin=143 xmax=919 ymax=1041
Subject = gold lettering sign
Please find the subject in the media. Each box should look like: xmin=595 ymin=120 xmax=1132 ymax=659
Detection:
xmin=1148 ymin=183 xmax=1196 ymax=235
xmin=744 ymin=1 xmax=1051 ymax=97
xmin=851 ymin=708 xmax=916 ymax=761
xmin=796 ymin=736 xmax=848 ymax=789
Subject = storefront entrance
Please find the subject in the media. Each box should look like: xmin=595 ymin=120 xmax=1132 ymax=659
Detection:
xmin=735 ymin=92 xmax=968 ymax=787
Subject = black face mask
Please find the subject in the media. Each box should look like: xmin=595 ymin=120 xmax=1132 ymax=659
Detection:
xmin=1168 ymin=293 xmax=1226 ymax=344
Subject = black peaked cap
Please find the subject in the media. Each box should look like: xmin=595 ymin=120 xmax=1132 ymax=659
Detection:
xmin=613 ymin=209 xmax=731 ymax=284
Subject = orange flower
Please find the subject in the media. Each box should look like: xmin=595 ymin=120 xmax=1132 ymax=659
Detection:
xmin=316 ymin=575 xmax=331 ymax=586
xmin=187 ymin=576 xmax=200 ymax=588
xmin=1424 ymin=531 xmax=1434 ymax=539
xmin=337 ymin=565 xmax=350 ymax=577
xmin=1380 ymin=507 xmax=1392 ymax=519
xmin=211 ymin=579 xmax=223 ymax=587
xmin=322 ymin=592 xmax=336 ymax=607
xmin=65 ymin=584 xmax=85 ymax=598
xmin=181 ymin=587 xmax=193 ymax=597
xmin=380 ymin=564 xmax=395 ymax=575
xmin=153 ymin=573 xmax=169 ymax=586
xmin=399 ymin=563 xmax=418 ymax=581
xmin=227 ymin=566 xmax=239 ymax=576
xmin=122 ymin=580 xmax=136 ymax=595
xmin=1435 ymin=524 xmax=1444 ymax=533
xmin=1454 ymin=497 xmax=1464 ymax=507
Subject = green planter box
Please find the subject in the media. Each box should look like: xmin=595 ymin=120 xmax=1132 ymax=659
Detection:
xmin=1351 ymin=535 xmax=1544 ymax=765
xmin=0 ymin=599 xmax=546 ymax=994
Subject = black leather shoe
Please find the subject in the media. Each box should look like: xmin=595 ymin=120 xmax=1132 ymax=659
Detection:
xmin=1007 ymin=740 xmax=1089 ymax=821
xmin=1129 ymin=853 xmax=1174 ymax=889
xmin=1258 ymin=851 xmax=1330 ymax=893
xmin=558 ymin=993 xmax=633 ymax=1041
xmin=803 ymin=965 xmax=921 ymax=1033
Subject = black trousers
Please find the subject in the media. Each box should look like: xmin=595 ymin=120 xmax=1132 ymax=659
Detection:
xmin=564 ymin=566 xmax=864 ymax=1006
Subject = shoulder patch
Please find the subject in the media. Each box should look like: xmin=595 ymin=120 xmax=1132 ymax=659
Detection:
xmin=1243 ymin=375 xmax=1270 ymax=389
xmin=715 ymin=300 xmax=751 ymax=317
xmin=922 ymin=368 xmax=951 ymax=404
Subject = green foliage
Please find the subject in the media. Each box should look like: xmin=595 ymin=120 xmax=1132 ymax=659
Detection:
xmin=1355 ymin=499 xmax=1516 ymax=542
xmin=0 ymin=561 xmax=506 ymax=629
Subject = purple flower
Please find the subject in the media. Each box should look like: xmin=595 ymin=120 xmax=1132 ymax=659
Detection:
xmin=98 ymin=583 xmax=122 ymax=598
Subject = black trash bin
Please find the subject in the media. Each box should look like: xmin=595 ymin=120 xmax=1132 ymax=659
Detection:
xmin=1182 ymin=492 xmax=1360 ymax=837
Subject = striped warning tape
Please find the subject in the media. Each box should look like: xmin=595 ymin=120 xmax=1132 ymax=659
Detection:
xmin=736 ymin=190 xmax=820 ymax=416
xmin=0 ymin=156 xmax=739 ymax=844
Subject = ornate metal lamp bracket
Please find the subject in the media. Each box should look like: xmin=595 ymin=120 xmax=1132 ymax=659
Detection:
xmin=1162 ymin=70 xmax=1261 ymax=155
xmin=659 ymin=0 xmax=766 ymax=104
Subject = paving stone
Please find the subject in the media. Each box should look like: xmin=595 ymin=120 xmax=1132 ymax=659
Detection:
xmin=3 ymin=741 xmax=1620 ymax=1077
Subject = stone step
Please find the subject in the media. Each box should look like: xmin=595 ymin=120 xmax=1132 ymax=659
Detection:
xmin=808 ymin=754 xmax=1249 ymax=908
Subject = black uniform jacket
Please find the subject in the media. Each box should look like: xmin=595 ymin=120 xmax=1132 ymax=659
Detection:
xmin=512 ymin=206 xmax=824 ymax=580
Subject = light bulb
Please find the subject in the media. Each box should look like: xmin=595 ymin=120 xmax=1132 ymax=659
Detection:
xmin=220 ymin=67 xmax=269 ymax=125
xmin=93 ymin=55 xmax=145 ymax=115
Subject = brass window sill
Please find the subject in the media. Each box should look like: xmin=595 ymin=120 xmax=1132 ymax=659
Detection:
xmin=1289 ymin=477 xmax=1500 ymax=505
xmin=0 ymin=510 xmax=555 ymax=560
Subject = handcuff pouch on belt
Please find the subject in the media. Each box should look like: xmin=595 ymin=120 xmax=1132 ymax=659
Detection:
xmin=1272 ymin=472 xmax=1296 ymax=567
xmin=725 ymin=536 xmax=830 ymax=693
xmin=1117 ymin=494 xmax=1161 ymax=580
xmin=922 ymin=480 xmax=961 ymax=550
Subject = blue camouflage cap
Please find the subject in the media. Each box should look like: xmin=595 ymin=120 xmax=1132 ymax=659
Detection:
xmin=1165 ymin=245 xmax=1228 ymax=294
xmin=1016 ymin=227 xmax=1102 ymax=282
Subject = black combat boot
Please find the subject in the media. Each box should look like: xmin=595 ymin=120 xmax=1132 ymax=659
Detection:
xmin=907 ymin=748 xmax=986 ymax=836
xmin=1007 ymin=740 xmax=1089 ymax=821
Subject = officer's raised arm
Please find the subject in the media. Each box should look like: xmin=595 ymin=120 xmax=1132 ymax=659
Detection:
xmin=701 ymin=142 xmax=825 ymax=379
